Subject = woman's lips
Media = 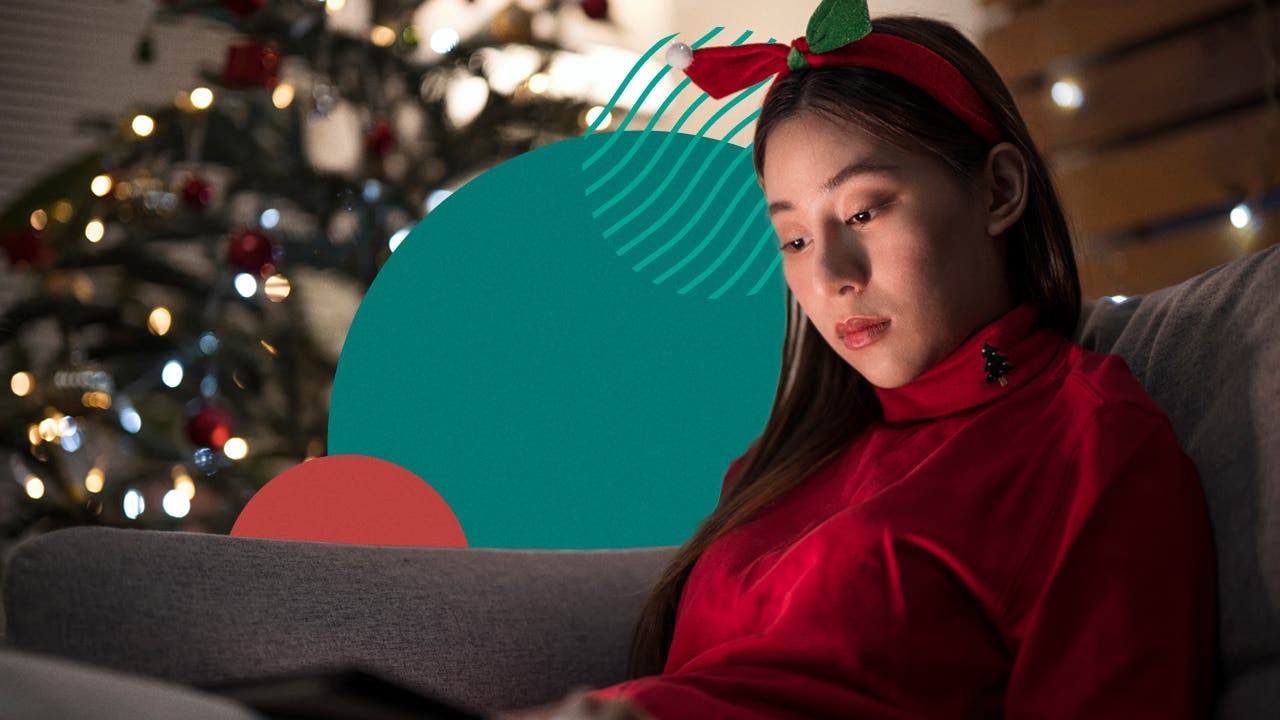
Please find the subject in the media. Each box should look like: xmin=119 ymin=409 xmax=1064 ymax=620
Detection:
xmin=839 ymin=319 xmax=891 ymax=350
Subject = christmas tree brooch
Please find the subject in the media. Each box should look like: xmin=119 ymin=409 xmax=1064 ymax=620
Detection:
xmin=982 ymin=342 xmax=1013 ymax=387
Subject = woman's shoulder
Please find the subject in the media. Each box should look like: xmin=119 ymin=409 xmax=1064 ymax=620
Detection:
xmin=1051 ymin=341 xmax=1171 ymax=426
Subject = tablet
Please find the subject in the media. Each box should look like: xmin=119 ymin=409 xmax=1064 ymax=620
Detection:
xmin=198 ymin=665 xmax=489 ymax=720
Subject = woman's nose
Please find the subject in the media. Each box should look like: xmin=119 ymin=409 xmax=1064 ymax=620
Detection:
xmin=813 ymin=225 xmax=869 ymax=295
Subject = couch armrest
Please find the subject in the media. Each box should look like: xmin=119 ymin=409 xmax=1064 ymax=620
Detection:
xmin=2 ymin=526 xmax=677 ymax=713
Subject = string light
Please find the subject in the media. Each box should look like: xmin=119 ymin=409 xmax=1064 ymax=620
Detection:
xmin=162 ymin=360 xmax=184 ymax=388
xmin=148 ymin=306 xmax=172 ymax=336
xmin=272 ymin=83 xmax=294 ymax=109
xmin=1229 ymin=203 xmax=1253 ymax=229
xmin=85 ymin=467 xmax=105 ymax=493
xmin=131 ymin=114 xmax=155 ymax=137
xmin=84 ymin=218 xmax=105 ymax=243
xmin=90 ymin=174 xmax=113 ymax=197
xmin=10 ymin=371 xmax=32 ymax=397
xmin=38 ymin=418 xmax=59 ymax=442
xmin=29 ymin=209 xmax=47 ymax=230
xmin=325 ymin=0 xmax=345 ymax=13
xmin=123 ymin=489 xmax=145 ymax=519
xmin=223 ymin=437 xmax=249 ymax=460
xmin=189 ymin=87 xmax=214 ymax=109
xmin=24 ymin=475 xmax=45 ymax=500
xmin=370 ymin=25 xmax=396 ymax=47
xmin=388 ymin=227 xmax=411 ymax=252
xmin=162 ymin=488 xmax=191 ymax=517
xmin=264 ymin=274 xmax=291 ymax=301
xmin=1050 ymin=79 xmax=1084 ymax=110
xmin=235 ymin=273 xmax=258 ymax=298
xmin=582 ymin=106 xmax=612 ymax=130
xmin=430 ymin=28 xmax=460 ymax=54
xmin=52 ymin=200 xmax=73 ymax=223
xmin=526 ymin=72 xmax=550 ymax=94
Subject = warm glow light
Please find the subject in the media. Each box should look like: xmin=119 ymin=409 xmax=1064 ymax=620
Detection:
xmin=445 ymin=75 xmax=490 ymax=128
xmin=272 ymin=82 xmax=295 ymax=109
xmin=90 ymin=174 xmax=113 ymax=197
xmin=325 ymin=0 xmax=346 ymax=13
xmin=148 ymin=306 xmax=172 ymax=336
xmin=84 ymin=218 xmax=105 ymax=243
xmin=430 ymin=28 xmax=460 ymax=54
xmin=53 ymin=200 xmax=73 ymax=223
xmin=264 ymin=274 xmax=291 ymax=301
xmin=10 ymin=371 xmax=32 ymax=397
xmin=30 ymin=209 xmax=47 ymax=230
xmin=370 ymin=25 xmax=397 ymax=47
xmin=223 ymin=437 xmax=249 ymax=460
xmin=85 ymin=468 xmax=104 ymax=493
xmin=81 ymin=391 xmax=112 ymax=409
xmin=27 ymin=424 xmax=39 ymax=445
xmin=1230 ymin=203 xmax=1253 ymax=229
xmin=25 ymin=475 xmax=44 ymax=499
xmin=526 ymin=72 xmax=550 ymax=94
xmin=583 ymin=106 xmax=612 ymax=130
xmin=1051 ymin=79 xmax=1084 ymax=109
xmin=190 ymin=86 xmax=214 ymax=109
xmin=38 ymin=418 xmax=58 ymax=442
xmin=132 ymin=114 xmax=155 ymax=137
xmin=163 ymin=488 xmax=191 ymax=518
xmin=175 ymin=476 xmax=196 ymax=500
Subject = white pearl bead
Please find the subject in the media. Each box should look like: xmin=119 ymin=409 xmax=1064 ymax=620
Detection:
xmin=665 ymin=42 xmax=693 ymax=71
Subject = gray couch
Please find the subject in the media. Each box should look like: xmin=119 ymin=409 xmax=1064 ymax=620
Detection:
xmin=3 ymin=244 xmax=1278 ymax=719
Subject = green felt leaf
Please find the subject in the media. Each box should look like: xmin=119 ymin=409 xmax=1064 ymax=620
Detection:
xmin=805 ymin=0 xmax=873 ymax=54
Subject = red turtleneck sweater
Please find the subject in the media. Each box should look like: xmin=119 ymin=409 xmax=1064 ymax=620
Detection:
xmin=588 ymin=301 xmax=1217 ymax=719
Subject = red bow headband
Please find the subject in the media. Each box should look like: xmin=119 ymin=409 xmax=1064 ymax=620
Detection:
xmin=664 ymin=0 xmax=1003 ymax=146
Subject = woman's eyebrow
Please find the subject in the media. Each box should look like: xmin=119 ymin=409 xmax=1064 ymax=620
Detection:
xmin=767 ymin=157 xmax=900 ymax=216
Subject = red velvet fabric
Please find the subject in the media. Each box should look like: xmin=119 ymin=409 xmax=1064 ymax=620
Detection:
xmin=590 ymin=302 xmax=1217 ymax=719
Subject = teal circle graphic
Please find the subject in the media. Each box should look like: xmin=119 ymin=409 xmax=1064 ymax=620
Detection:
xmin=329 ymin=130 xmax=785 ymax=549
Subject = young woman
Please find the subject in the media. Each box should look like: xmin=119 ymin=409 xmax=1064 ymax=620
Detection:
xmin=498 ymin=3 xmax=1217 ymax=719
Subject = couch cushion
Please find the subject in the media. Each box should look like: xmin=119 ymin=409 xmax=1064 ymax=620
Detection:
xmin=0 ymin=645 xmax=262 ymax=720
xmin=1073 ymin=243 xmax=1280 ymax=719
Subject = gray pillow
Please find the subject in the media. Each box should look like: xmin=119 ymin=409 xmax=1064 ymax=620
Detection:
xmin=1073 ymin=243 xmax=1280 ymax=720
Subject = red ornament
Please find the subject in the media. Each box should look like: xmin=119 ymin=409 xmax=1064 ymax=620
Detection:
xmin=581 ymin=0 xmax=608 ymax=21
xmin=226 ymin=229 xmax=280 ymax=275
xmin=181 ymin=175 xmax=212 ymax=210
xmin=2 ymin=228 xmax=51 ymax=270
xmin=221 ymin=0 xmax=268 ymax=16
xmin=223 ymin=39 xmax=280 ymax=89
xmin=365 ymin=122 xmax=395 ymax=159
xmin=186 ymin=403 xmax=234 ymax=451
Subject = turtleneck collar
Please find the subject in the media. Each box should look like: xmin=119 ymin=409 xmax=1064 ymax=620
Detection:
xmin=872 ymin=302 xmax=1064 ymax=424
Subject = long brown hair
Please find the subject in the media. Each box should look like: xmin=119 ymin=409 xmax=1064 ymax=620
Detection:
xmin=623 ymin=14 xmax=1082 ymax=679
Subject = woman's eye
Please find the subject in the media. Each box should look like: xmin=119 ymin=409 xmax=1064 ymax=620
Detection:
xmin=779 ymin=237 xmax=809 ymax=253
xmin=846 ymin=205 xmax=881 ymax=225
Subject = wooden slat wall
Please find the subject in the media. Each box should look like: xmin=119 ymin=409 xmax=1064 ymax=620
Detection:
xmin=979 ymin=0 xmax=1280 ymax=299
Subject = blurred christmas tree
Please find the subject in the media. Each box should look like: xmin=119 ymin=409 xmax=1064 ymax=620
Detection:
xmin=0 ymin=0 xmax=620 ymax=540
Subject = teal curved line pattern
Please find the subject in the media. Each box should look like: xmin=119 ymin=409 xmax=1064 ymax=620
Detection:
xmin=634 ymin=150 xmax=754 ymax=273
xmin=582 ymin=29 xmax=737 ymax=199
xmin=708 ymin=225 xmax=780 ymax=300
xmin=748 ymin=243 xmax=784 ymax=296
xmin=682 ymin=207 xmax=772 ymax=296
xmin=600 ymin=78 xmax=769 ymax=235
xmin=584 ymin=29 xmax=757 ymax=202
xmin=610 ymin=101 xmax=762 ymax=251
xmin=580 ymin=32 xmax=681 ymax=155
xmin=658 ymin=174 xmax=766 ymax=286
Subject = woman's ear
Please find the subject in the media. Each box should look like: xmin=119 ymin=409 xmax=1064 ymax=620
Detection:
xmin=982 ymin=142 xmax=1029 ymax=238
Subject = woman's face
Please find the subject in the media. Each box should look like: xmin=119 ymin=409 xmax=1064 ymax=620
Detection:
xmin=760 ymin=112 xmax=1024 ymax=389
